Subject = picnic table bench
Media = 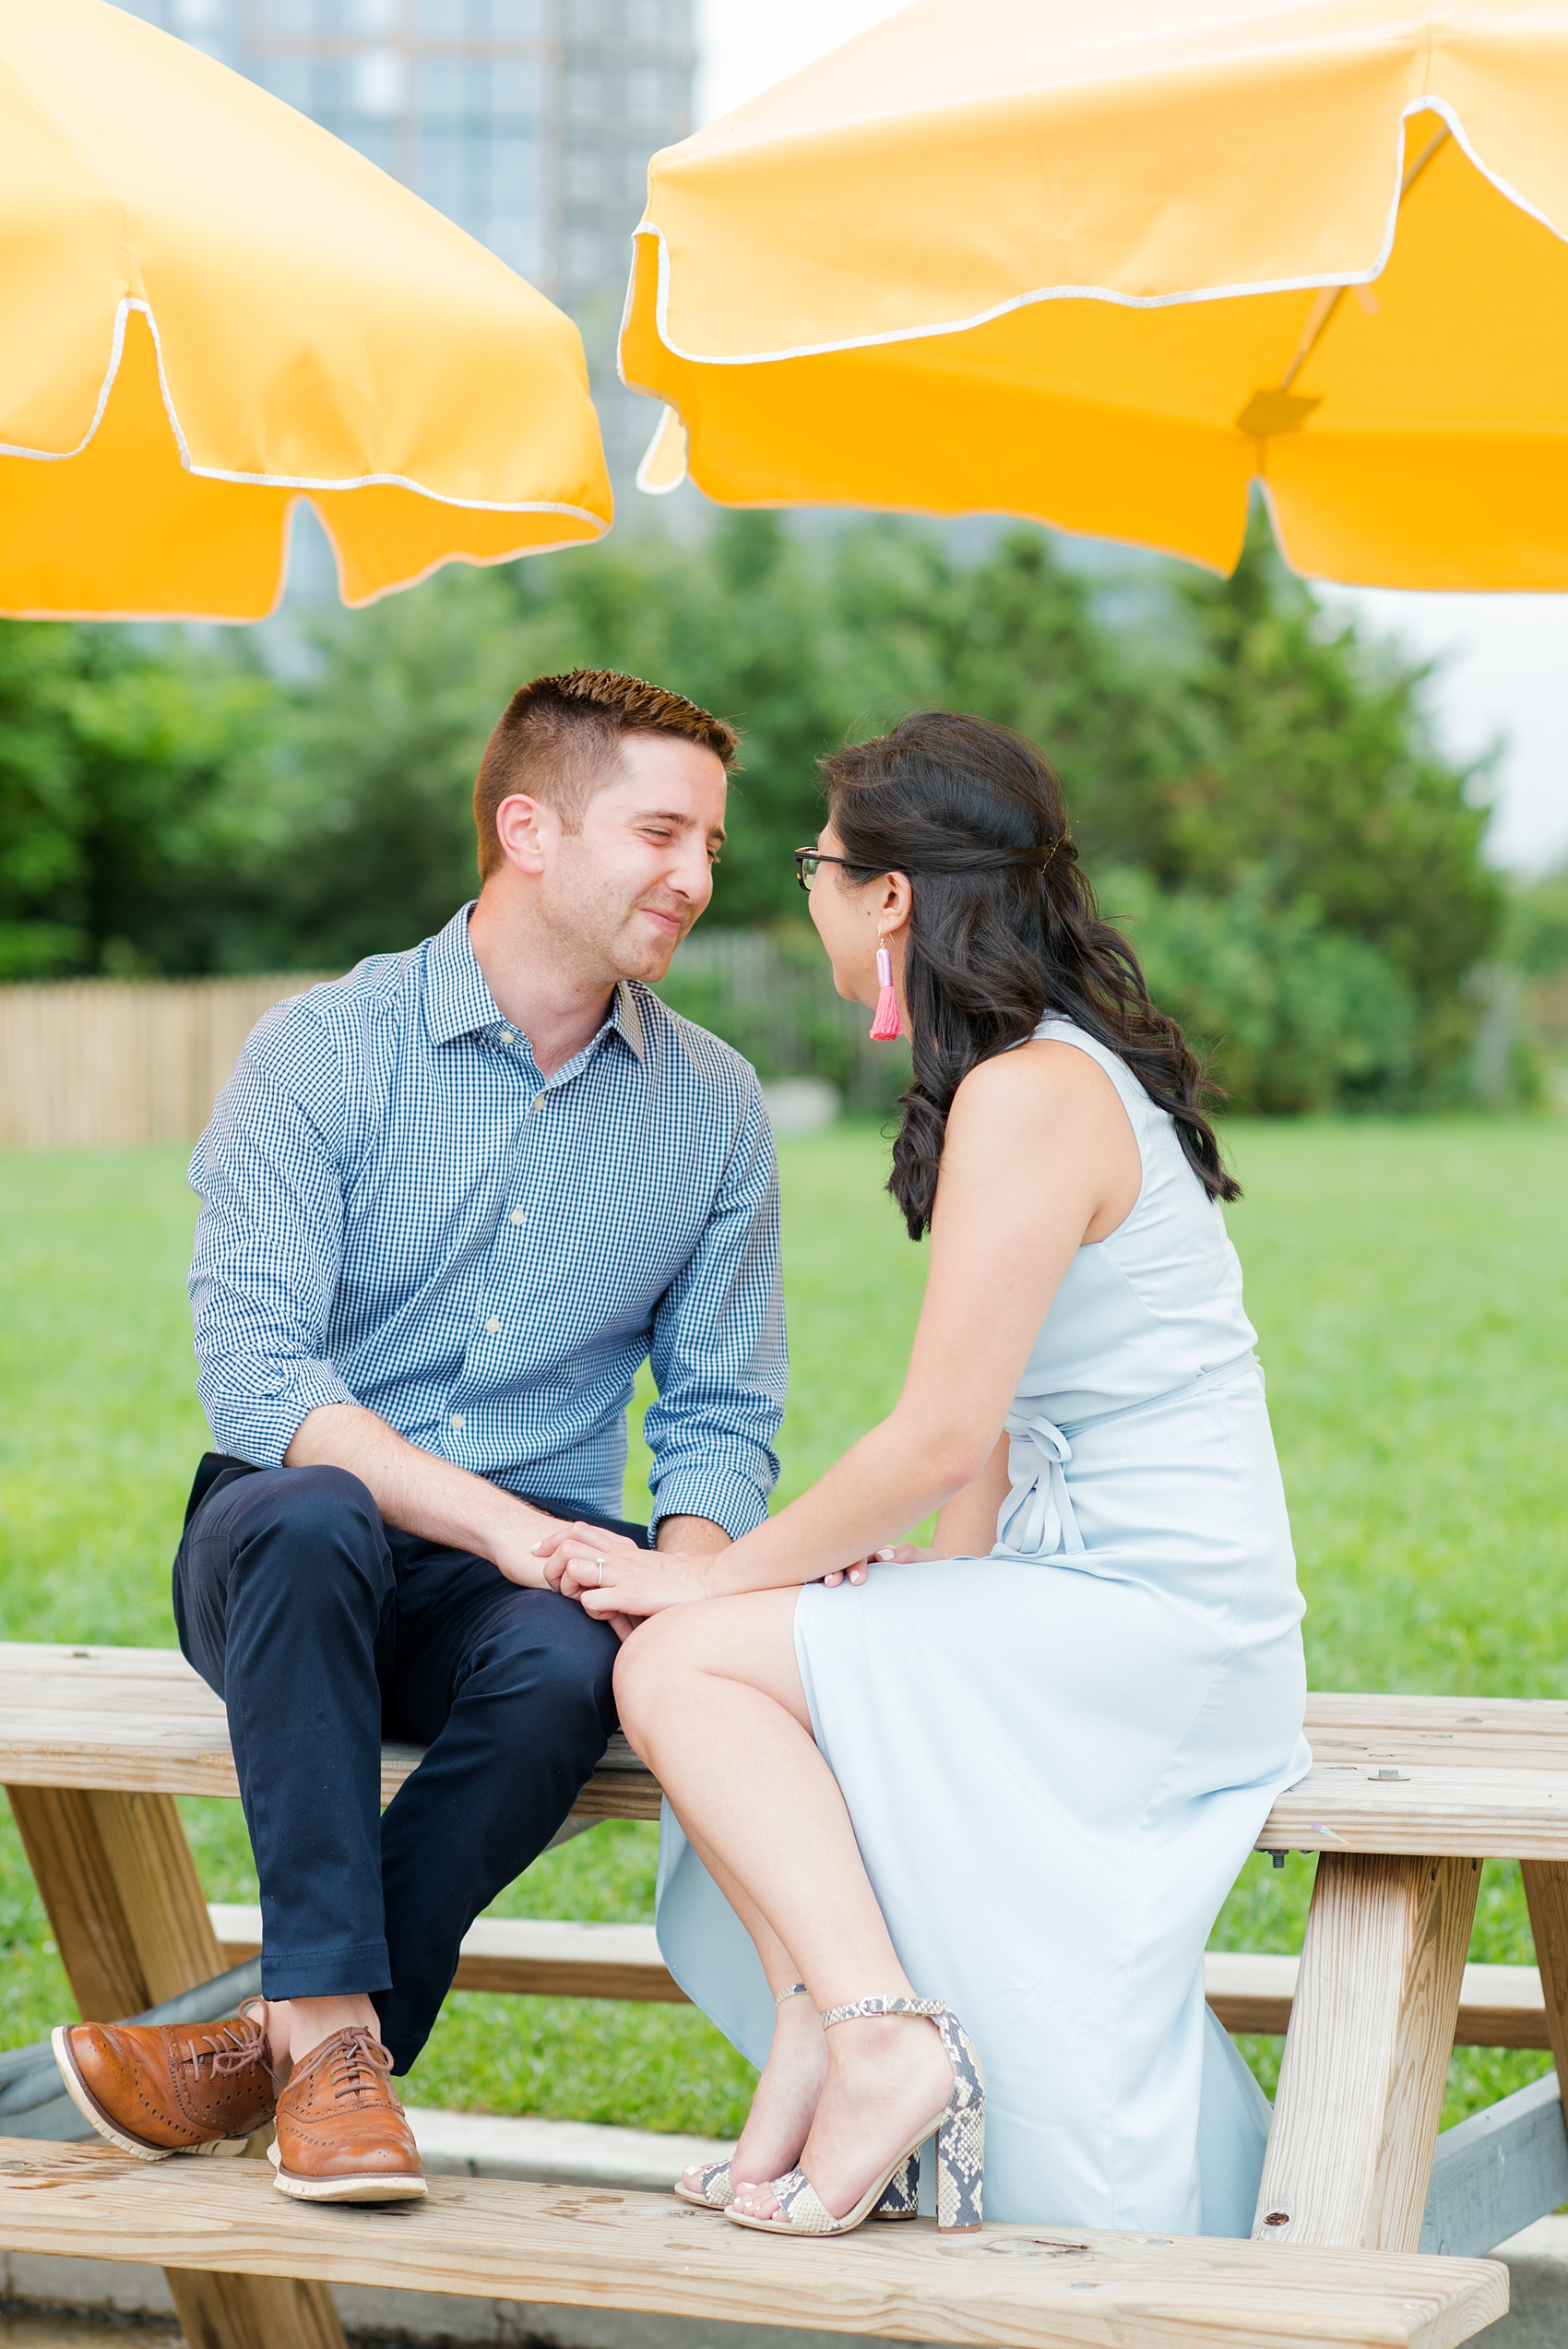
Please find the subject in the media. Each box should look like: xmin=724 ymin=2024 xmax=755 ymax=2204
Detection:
xmin=3 ymin=1645 xmax=1564 ymax=2349
xmin=0 ymin=2137 xmax=1510 ymax=2349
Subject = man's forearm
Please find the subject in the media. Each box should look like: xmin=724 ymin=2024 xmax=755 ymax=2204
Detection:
xmin=656 ymin=1514 xmax=732 ymax=1557
xmin=285 ymin=1403 xmax=560 ymax=1587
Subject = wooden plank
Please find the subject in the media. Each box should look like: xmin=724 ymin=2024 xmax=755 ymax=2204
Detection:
xmin=5 ymin=1788 xmax=346 ymax=2349
xmin=1253 ymin=1854 xmax=1481 ymax=2251
xmin=5 ymin=1788 xmax=158 ymax=2021
xmin=1204 ymin=1952 xmax=1550 ymax=2051
xmin=1521 ymin=1861 xmax=1568 ymax=2089
xmin=13 ymin=1657 xmax=1568 ymax=1851
xmin=208 ymin=1908 xmax=689 ymax=2005
xmin=0 ymin=2141 xmax=1510 ymax=2349
xmin=1256 ymin=1764 xmax=1568 ymax=1858
xmin=1419 ymin=2071 xmax=1568 ymax=2258
xmin=0 ymin=1648 xmax=659 ymax=1819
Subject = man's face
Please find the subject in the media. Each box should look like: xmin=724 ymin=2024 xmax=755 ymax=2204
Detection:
xmin=528 ymin=734 xmax=728 ymax=984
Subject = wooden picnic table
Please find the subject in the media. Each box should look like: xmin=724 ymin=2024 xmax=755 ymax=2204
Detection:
xmin=2 ymin=1646 xmax=1566 ymax=2343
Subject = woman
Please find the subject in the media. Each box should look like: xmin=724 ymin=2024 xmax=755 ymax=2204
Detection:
xmin=534 ymin=712 xmax=1310 ymax=2240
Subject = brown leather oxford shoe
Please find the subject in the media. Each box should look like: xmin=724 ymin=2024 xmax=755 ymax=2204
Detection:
xmin=269 ymin=2025 xmax=426 ymax=2202
xmin=52 ymin=2009 xmax=277 ymax=2159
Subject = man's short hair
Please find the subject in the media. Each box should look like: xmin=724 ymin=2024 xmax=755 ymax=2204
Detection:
xmin=473 ymin=670 xmax=738 ymax=877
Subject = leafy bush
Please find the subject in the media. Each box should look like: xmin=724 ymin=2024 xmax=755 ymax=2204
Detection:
xmin=1102 ymin=866 xmax=1417 ymax=1115
xmin=0 ymin=509 xmax=1503 ymax=1109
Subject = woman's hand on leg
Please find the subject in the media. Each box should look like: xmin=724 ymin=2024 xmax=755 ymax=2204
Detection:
xmin=821 ymin=1542 xmax=934 ymax=1588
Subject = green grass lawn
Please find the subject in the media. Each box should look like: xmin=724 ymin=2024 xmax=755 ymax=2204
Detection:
xmin=0 ymin=1119 xmax=1564 ymax=2134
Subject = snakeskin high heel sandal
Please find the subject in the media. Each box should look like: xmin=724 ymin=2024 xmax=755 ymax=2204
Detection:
xmin=675 ymin=1986 xmax=921 ymax=2219
xmin=725 ymin=1995 xmax=984 ymax=2239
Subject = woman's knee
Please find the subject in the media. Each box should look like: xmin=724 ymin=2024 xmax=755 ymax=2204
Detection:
xmin=612 ymin=1608 xmax=701 ymax=1744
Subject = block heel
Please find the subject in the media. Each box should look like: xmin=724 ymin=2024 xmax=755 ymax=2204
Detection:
xmin=724 ymin=1995 xmax=984 ymax=2239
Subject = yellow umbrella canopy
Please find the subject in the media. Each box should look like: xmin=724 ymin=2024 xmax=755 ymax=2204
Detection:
xmin=2 ymin=0 xmax=612 ymax=621
xmin=623 ymin=0 xmax=1568 ymax=589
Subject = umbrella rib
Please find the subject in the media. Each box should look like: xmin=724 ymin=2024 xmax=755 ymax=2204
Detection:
xmin=1277 ymin=124 xmax=1450 ymax=396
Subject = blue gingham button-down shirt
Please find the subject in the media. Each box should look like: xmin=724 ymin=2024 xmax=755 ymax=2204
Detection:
xmin=188 ymin=907 xmax=786 ymax=1536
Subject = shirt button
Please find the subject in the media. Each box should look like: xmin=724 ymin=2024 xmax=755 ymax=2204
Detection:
xmin=500 ymin=1029 xmax=514 ymax=1043
xmin=484 ymin=1316 xmax=500 ymax=1334
xmin=508 ymin=1208 xmax=525 ymax=1226
xmin=450 ymin=1410 xmax=465 ymax=1430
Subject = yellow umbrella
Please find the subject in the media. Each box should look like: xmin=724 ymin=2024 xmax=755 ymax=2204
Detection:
xmin=2 ymin=0 xmax=612 ymax=621
xmin=624 ymin=0 xmax=1568 ymax=589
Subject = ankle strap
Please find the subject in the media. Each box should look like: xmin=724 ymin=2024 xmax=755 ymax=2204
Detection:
xmin=773 ymin=1981 xmax=810 ymax=2006
xmin=821 ymin=1995 xmax=945 ymax=2030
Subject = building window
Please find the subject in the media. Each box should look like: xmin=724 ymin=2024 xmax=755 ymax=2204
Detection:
xmin=564 ymin=225 xmax=603 ymax=283
xmin=417 ymin=129 xmax=465 ymax=214
xmin=490 ymin=58 xmax=537 ymax=114
xmin=564 ymin=66 xmax=600 ymax=121
xmin=626 ymin=66 xmax=663 ymax=123
xmin=563 ymin=147 xmax=603 ymax=203
xmin=350 ymin=46 xmax=409 ymax=116
xmin=487 ymin=215 xmax=540 ymax=277
xmin=415 ymin=56 xmax=464 ymax=116
xmin=265 ymin=54 xmax=313 ymax=107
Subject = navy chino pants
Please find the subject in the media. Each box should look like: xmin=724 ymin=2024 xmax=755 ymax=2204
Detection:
xmin=172 ymin=1453 xmax=633 ymax=2070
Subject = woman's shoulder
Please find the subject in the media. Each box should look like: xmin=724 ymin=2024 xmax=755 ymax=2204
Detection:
xmin=948 ymin=1024 xmax=1143 ymax=1152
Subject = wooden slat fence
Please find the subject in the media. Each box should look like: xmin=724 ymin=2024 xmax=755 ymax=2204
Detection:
xmin=0 ymin=933 xmax=907 ymax=1150
xmin=0 ymin=975 xmax=327 ymax=1150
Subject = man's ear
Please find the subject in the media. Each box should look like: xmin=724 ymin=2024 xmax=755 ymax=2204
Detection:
xmin=493 ymin=793 xmax=556 ymax=876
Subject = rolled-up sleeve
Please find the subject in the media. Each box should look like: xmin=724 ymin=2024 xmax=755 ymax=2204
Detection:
xmin=187 ymin=1002 xmax=357 ymax=1466
xmin=643 ymin=1074 xmax=786 ymax=1538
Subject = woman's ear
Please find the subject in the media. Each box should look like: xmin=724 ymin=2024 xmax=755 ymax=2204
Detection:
xmin=879 ymin=870 xmax=913 ymax=936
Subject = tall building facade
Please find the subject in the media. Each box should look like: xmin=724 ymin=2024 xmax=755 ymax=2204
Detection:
xmin=116 ymin=0 xmax=694 ymax=484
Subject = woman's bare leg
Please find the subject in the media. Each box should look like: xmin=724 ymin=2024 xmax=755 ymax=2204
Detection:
xmin=665 ymin=1837 xmax=827 ymax=2195
xmin=616 ymin=1591 xmax=952 ymax=2220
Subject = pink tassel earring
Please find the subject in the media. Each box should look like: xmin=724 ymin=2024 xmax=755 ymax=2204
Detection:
xmin=869 ymin=943 xmax=902 ymax=1042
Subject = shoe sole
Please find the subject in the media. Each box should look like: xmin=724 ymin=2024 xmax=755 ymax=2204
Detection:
xmin=673 ymin=2178 xmax=728 ymax=2210
xmin=50 ymin=2029 xmax=251 ymax=2164
xmin=267 ymin=2136 xmax=427 ymax=2202
xmin=673 ymin=2177 xmax=917 ymax=2219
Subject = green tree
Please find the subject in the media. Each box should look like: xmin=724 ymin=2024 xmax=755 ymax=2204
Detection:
xmin=0 ymin=620 xmax=273 ymax=978
xmin=1146 ymin=527 xmax=1502 ymax=1083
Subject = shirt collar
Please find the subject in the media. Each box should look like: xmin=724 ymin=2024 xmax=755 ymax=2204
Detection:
xmin=423 ymin=906 xmax=504 ymax=1047
xmin=422 ymin=906 xmax=647 ymax=1066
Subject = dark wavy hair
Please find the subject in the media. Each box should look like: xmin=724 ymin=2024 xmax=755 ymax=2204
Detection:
xmin=819 ymin=712 xmax=1239 ymax=1239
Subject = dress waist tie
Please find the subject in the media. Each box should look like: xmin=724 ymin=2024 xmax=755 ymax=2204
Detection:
xmin=995 ymin=1355 xmax=1262 ymax=1562
xmin=997 ymin=1409 xmax=1085 ymax=1559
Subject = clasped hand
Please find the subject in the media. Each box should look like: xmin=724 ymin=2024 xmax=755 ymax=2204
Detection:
xmin=531 ymin=1521 xmax=935 ymax=1637
xmin=531 ymin=1521 xmax=704 ymax=1640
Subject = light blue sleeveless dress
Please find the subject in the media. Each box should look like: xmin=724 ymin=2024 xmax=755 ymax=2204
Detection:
xmin=656 ymin=1017 xmax=1311 ymax=2235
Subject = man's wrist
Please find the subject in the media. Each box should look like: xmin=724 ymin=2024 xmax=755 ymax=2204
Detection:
xmin=655 ymin=1513 xmax=732 ymax=1558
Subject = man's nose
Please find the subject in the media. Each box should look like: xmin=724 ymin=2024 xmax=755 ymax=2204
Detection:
xmin=670 ymin=841 xmax=714 ymax=905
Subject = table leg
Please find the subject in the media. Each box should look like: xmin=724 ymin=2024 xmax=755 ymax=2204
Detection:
xmin=1252 ymin=1850 xmax=1479 ymax=2249
xmin=1521 ymin=1861 xmax=1568 ymax=2087
xmin=6 ymin=1786 xmax=348 ymax=2349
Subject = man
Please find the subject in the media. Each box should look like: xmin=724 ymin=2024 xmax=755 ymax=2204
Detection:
xmin=52 ymin=671 xmax=785 ymax=2202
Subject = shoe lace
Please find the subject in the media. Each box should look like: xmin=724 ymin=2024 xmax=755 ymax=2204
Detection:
xmin=191 ymin=2017 xmax=267 ymax=2080
xmin=322 ymin=2029 xmax=394 ymax=2105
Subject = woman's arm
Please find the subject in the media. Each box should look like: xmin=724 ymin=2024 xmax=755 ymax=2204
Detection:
xmin=545 ymin=1038 xmax=1140 ymax=1616
xmin=932 ymin=1431 xmax=1013 ymax=1558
